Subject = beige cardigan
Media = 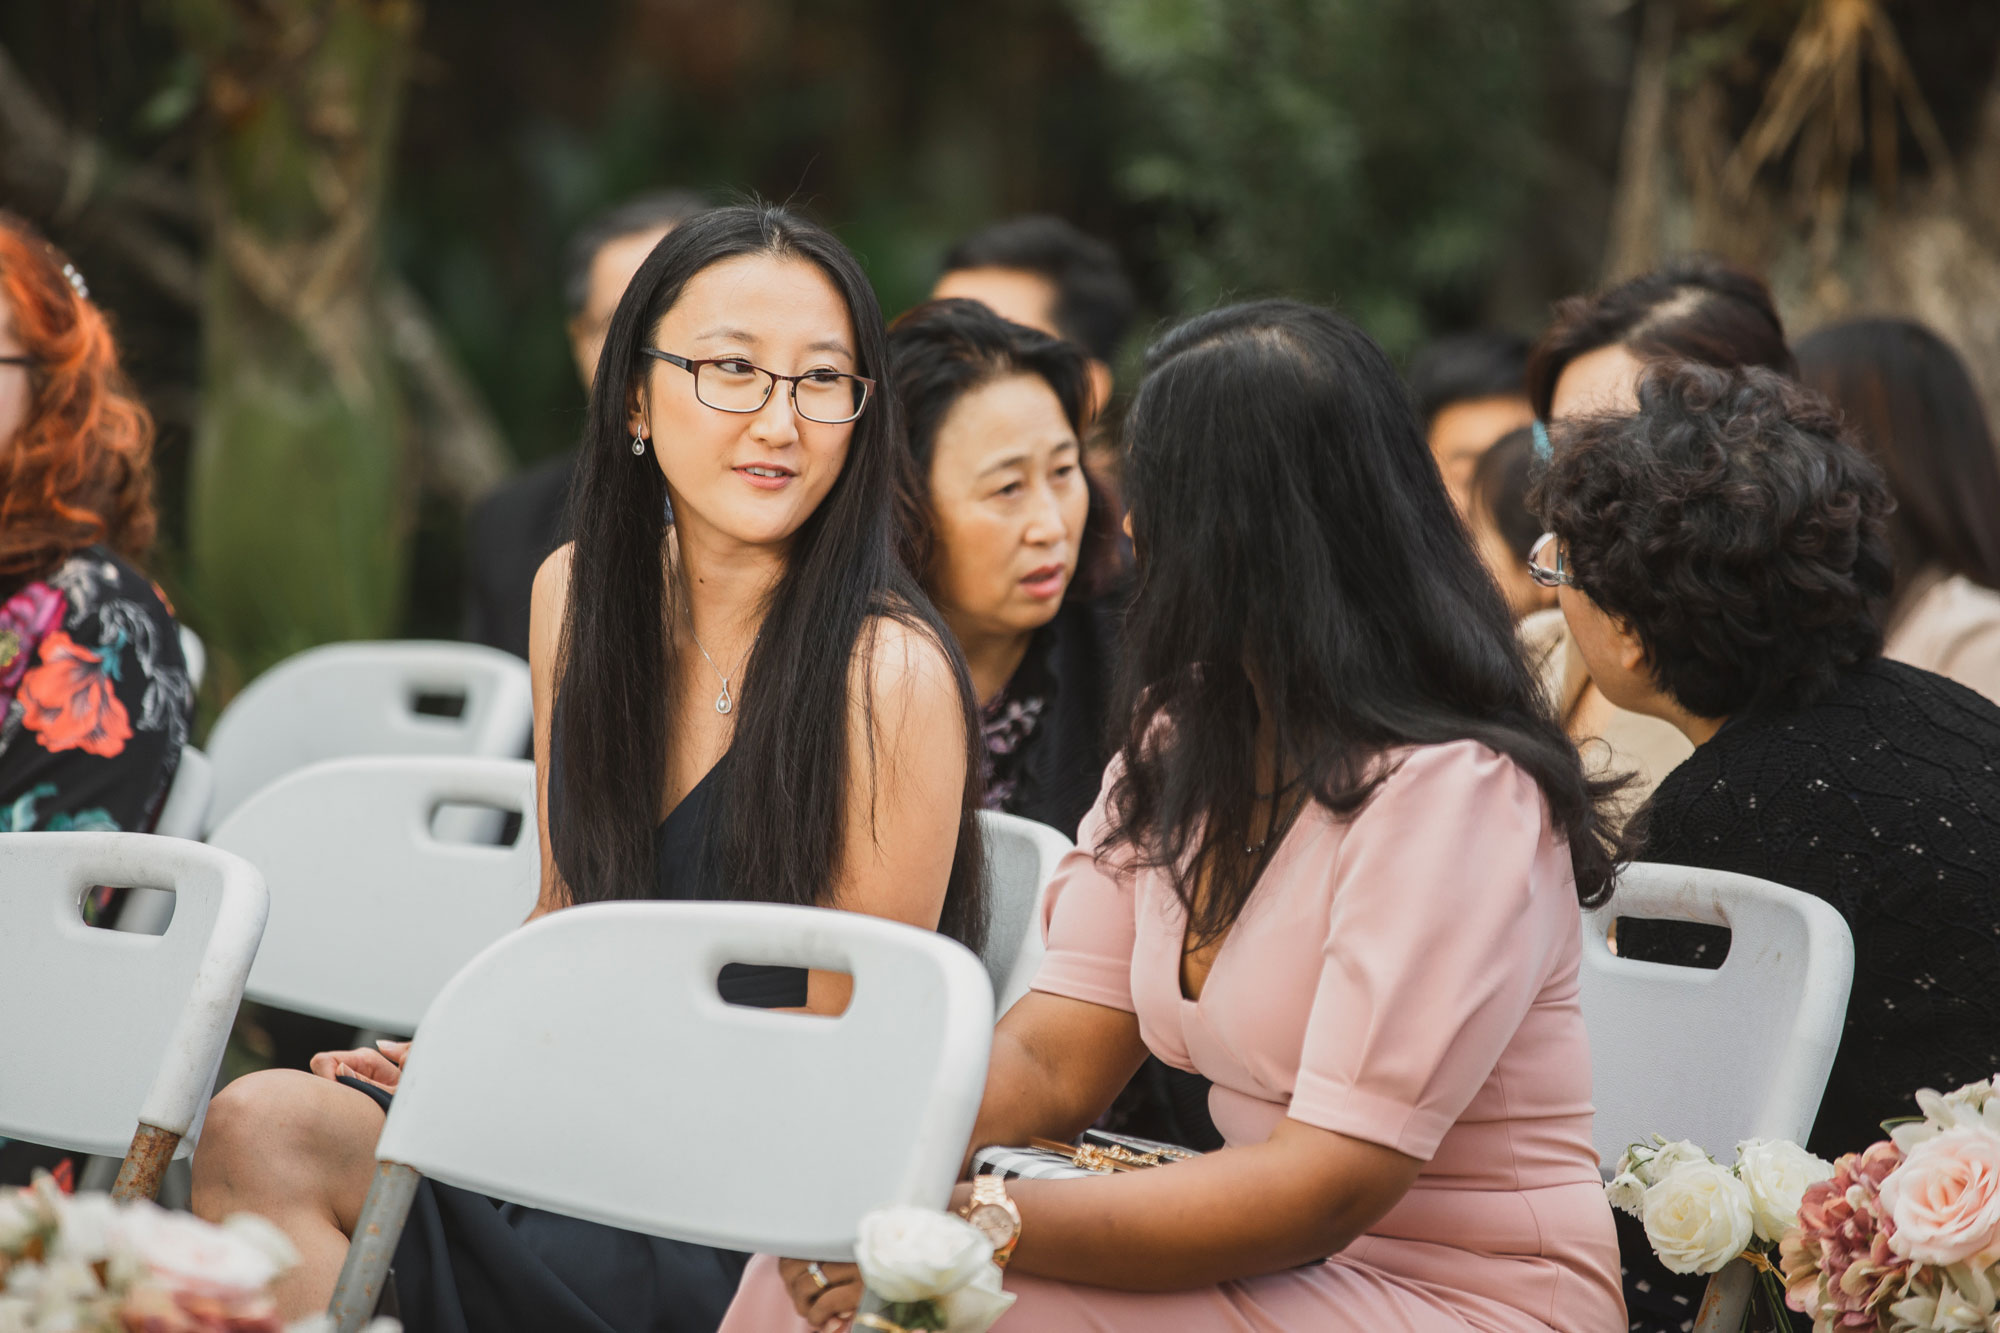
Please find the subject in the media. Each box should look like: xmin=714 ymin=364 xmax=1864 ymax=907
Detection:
xmin=1884 ymin=569 xmax=2000 ymax=706
xmin=1519 ymin=609 xmax=1693 ymax=822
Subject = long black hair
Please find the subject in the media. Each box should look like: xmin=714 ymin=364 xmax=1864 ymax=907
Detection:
xmin=1797 ymin=318 xmax=2000 ymax=604
xmin=1106 ymin=300 xmax=1618 ymax=942
xmin=554 ymin=204 xmax=987 ymax=951
xmin=886 ymin=297 xmax=1118 ymax=599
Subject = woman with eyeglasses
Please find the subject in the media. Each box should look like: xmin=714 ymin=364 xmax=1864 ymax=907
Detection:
xmin=1532 ymin=360 xmax=2000 ymax=1333
xmin=729 ymin=299 xmax=1626 ymax=1332
xmin=190 ymin=205 xmax=988 ymax=1333
xmin=0 ymin=212 xmax=192 ymax=844
xmin=1519 ymin=256 xmax=1799 ymax=818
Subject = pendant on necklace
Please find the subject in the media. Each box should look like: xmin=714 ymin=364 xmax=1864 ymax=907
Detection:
xmin=715 ymin=688 xmax=733 ymax=715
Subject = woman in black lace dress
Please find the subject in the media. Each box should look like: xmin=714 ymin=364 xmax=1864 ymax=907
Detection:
xmin=1531 ymin=361 xmax=2000 ymax=1331
xmin=190 ymin=206 xmax=988 ymax=1332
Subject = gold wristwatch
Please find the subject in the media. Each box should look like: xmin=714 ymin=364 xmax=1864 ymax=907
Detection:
xmin=959 ymin=1174 xmax=1021 ymax=1269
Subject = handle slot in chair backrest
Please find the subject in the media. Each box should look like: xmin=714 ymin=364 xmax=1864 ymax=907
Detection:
xmin=0 ymin=833 xmax=267 ymax=1186
xmin=375 ymin=901 xmax=994 ymax=1258
xmin=204 ymin=641 xmax=533 ymax=831
xmin=975 ymin=810 xmax=1074 ymax=1014
xmin=1580 ymin=862 xmax=1854 ymax=1173
xmin=209 ymin=756 xmax=540 ymax=1034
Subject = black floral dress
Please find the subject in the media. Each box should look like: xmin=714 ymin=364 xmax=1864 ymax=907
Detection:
xmin=0 ymin=546 xmax=192 ymax=840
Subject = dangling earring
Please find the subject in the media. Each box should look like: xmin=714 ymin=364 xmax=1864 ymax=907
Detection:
xmin=631 ymin=430 xmax=647 ymax=457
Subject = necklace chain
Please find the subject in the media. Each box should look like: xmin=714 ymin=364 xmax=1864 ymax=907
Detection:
xmin=684 ymin=602 xmax=759 ymax=715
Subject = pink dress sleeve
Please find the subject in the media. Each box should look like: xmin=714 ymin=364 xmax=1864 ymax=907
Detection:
xmin=1287 ymin=741 xmax=1571 ymax=1159
xmin=1028 ymin=766 xmax=1139 ymax=1014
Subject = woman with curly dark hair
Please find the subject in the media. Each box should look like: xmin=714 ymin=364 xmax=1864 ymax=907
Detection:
xmin=1521 ymin=256 xmax=1798 ymax=815
xmin=0 ymin=211 xmax=190 ymax=838
xmin=1531 ymin=361 xmax=2000 ymax=1329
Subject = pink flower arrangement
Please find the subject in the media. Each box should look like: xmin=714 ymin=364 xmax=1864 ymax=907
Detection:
xmin=1779 ymin=1076 xmax=2000 ymax=1333
xmin=0 ymin=1172 xmax=397 ymax=1333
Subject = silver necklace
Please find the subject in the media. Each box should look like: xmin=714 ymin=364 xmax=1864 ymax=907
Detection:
xmin=685 ymin=610 xmax=754 ymax=715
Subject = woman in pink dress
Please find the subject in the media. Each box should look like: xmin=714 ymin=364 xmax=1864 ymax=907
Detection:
xmin=729 ymin=300 xmax=1627 ymax=1332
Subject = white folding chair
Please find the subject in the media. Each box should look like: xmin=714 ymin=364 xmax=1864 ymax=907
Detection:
xmin=100 ymin=746 xmax=219 ymax=938
xmin=327 ymin=901 xmax=994 ymax=1330
xmin=203 ymin=641 xmax=533 ymax=834
xmin=1581 ymin=861 xmax=1854 ymax=1333
xmin=207 ymin=756 xmax=540 ymax=1034
xmin=152 ymin=746 xmax=213 ymax=841
xmin=0 ymin=833 xmax=267 ymax=1200
xmin=178 ymin=625 xmax=207 ymax=694
xmin=977 ymin=809 xmax=1074 ymax=1013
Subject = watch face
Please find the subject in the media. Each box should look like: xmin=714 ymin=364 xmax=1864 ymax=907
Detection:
xmin=966 ymin=1203 xmax=1016 ymax=1246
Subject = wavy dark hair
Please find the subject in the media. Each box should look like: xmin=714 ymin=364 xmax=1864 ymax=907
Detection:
xmin=1106 ymin=300 xmax=1619 ymax=940
xmin=1526 ymin=255 xmax=1795 ymax=419
xmin=1531 ymin=361 xmax=1892 ymax=720
xmin=1797 ymin=318 xmax=2000 ymax=603
xmin=555 ymin=204 xmax=986 ymax=951
xmin=886 ymin=298 xmax=1117 ymax=597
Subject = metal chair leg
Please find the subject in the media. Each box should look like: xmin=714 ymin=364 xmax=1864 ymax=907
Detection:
xmin=111 ymin=1123 xmax=181 ymax=1202
xmin=329 ymin=1161 xmax=421 ymax=1333
xmin=1692 ymin=1257 xmax=1755 ymax=1333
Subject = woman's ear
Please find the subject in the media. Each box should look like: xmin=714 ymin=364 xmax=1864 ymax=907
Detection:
xmin=1614 ymin=618 xmax=1649 ymax=678
xmin=626 ymin=381 xmax=649 ymax=441
xmin=1085 ymin=360 xmax=1115 ymax=424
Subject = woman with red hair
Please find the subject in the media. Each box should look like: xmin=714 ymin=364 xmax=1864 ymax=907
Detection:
xmin=0 ymin=212 xmax=190 ymax=836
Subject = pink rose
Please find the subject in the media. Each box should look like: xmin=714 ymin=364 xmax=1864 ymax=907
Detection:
xmin=1880 ymin=1126 xmax=2000 ymax=1266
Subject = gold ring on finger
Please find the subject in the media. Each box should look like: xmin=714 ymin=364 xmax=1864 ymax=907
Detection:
xmin=806 ymin=1262 xmax=831 ymax=1292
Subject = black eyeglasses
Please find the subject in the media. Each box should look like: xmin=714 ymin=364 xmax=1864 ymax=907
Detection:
xmin=642 ymin=349 xmax=874 ymax=425
xmin=0 ymin=356 xmax=34 ymax=369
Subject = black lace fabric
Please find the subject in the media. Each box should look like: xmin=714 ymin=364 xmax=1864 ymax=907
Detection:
xmin=1617 ymin=658 xmax=2000 ymax=1331
xmin=1624 ymin=659 xmax=2000 ymax=1156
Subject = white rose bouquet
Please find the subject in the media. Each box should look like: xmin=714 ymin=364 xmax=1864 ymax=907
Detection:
xmin=0 ymin=1171 xmax=397 ymax=1333
xmin=850 ymin=1206 xmax=1015 ymax=1333
xmin=1608 ymin=1134 xmax=1831 ymax=1326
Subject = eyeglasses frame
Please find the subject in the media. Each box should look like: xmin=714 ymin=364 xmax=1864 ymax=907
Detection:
xmin=641 ymin=348 xmax=874 ymax=425
xmin=1527 ymin=532 xmax=1576 ymax=590
xmin=0 ymin=356 xmax=35 ymax=369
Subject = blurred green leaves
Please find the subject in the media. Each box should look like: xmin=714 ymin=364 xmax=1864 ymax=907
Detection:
xmin=1069 ymin=0 xmax=1563 ymax=354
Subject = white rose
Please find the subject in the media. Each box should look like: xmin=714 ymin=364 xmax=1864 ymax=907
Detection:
xmin=934 ymin=1262 xmax=1016 ymax=1333
xmin=1605 ymin=1172 xmax=1647 ymax=1219
xmin=1641 ymin=1161 xmax=1755 ymax=1275
xmin=1642 ymin=1140 xmax=1711 ymax=1185
xmin=49 ymin=1194 xmax=120 ymax=1264
xmin=1735 ymin=1139 xmax=1834 ymax=1243
xmin=854 ymin=1206 xmax=994 ymax=1304
xmin=0 ymin=1193 xmax=39 ymax=1251
xmin=117 ymin=1202 xmax=291 ymax=1302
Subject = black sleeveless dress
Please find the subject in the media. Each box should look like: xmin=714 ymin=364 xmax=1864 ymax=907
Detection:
xmin=341 ymin=754 xmax=802 ymax=1333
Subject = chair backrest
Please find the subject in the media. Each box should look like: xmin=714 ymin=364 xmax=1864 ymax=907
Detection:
xmin=178 ymin=626 xmax=207 ymax=694
xmin=377 ymin=901 xmax=994 ymax=1259
xmin=152 ymin=746 xmax=213 ymax=841
xmin=0 ymin=833 xmax=267 ymax=1156
xmin=1580 ymin=862 xmax=1854 ymax=1172
xmin=208 ymin=756 xmax=540 ymax=1033
xmin=976 ymin=810 xmax=1073 ymax=1013
xmin=203 ymin=641 xmax=533 ymax=832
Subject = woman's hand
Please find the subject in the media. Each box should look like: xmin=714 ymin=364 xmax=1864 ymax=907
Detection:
xmin=308 ymin=1038 xmax=410 ymax=1093
xmin=775 ymin=1258 xmax=862 ymax=1331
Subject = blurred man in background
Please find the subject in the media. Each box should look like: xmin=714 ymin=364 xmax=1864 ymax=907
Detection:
xmin=934 ymin=214 xmax=1136 ymax=423
xmin=1406 ymin=329 xmax=1534 ymax=515
xmin=463 ymin=189 xmax=711 ymax=659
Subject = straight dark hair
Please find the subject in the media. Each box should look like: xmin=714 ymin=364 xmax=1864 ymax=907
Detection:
xmin=1526 ymin=256 xmax=1795 ymax=419
xmin=1107 ymin=300 xmax=1618 ymax=943
xmin=555 ymin=204 xmax=987 ymax=952
xmin=1796 ymin=318 xmax=2000 ymax=602
xmin=887 ymin=297 xmax=1118 ymax=598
